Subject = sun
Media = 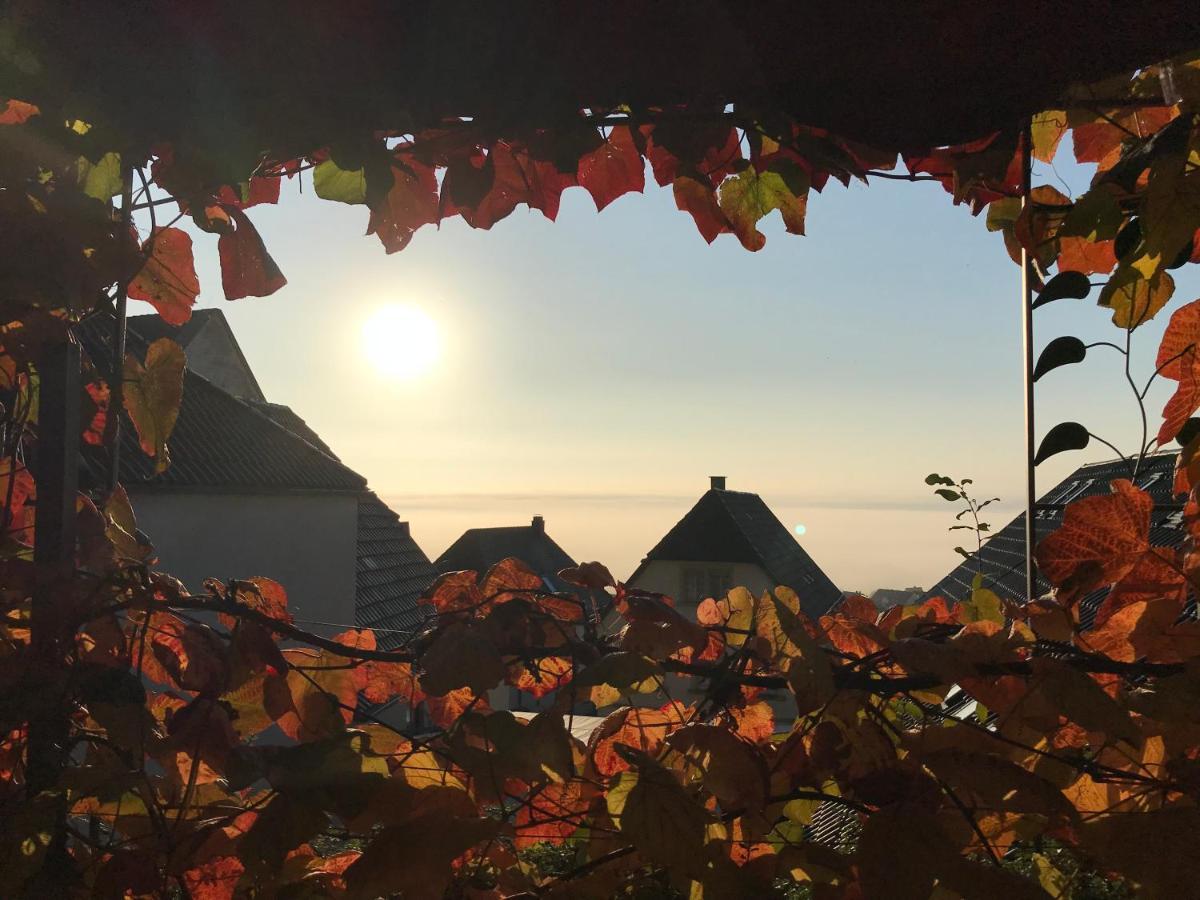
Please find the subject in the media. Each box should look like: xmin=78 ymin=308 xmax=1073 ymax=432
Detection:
xmin=362 ymin=304 xmax=441 ymax=380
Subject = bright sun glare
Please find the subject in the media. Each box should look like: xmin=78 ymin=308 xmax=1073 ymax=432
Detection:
xmin=362 ymin=304 xmax=441 ymax=380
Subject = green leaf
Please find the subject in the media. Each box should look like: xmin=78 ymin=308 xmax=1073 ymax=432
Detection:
xmin=985 ymin=196 xmax=1021 ymax=232
xmin=717 ymin=160 xmax=809 ymax=251
xmin=75 ymin=152 xmax=123 ymax=201
xmin=1034 ymin=421 xmax=1090 ymax=465
xmin=1032 ymin=271 xmax=1091 ymax=309
xmin=313 ymin=159 xmax=368 ymax=205
xmin=1033 ymin=335 xmax=1087 ymax=381
xmin=1140 ymin=151 xmax=1200 ymax=276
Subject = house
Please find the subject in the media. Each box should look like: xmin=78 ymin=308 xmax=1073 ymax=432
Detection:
xmin=922 ymin=452 xmax=1183 ymax=628
xmin=627 ymin=476 xmax=842 ymax=619
xmin=435 ymin=515 xmax=578 ymax=591
xmin=870 ymin=586 xmax=925 ymax=609
xmin=81 ymin=310 xmax=436 ymax=650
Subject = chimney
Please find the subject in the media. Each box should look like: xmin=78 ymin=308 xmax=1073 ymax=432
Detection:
xmin=398 ymin=521 xmax=410 ymax=538
xmin=531 ymin=515 xmax=545 ymax=533
xmin=710 ymin=475 xmax=726 ymax=491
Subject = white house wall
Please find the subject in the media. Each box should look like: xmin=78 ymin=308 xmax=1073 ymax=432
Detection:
xmin=129 ymin=491 xmax=359 ymax=635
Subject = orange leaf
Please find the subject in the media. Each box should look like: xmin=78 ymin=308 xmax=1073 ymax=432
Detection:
xmin=1159 ymin=358 xmax=1200 ymax=445
xmin=1035 ymin=480 xmax=1152 ymax=604
xmin=730 ymin=700 xmax=774 ymax=745
xmin=589 ymin=707 xmax=682 ymax=777
xmin=1094 ymin=546 xmax=1186 ymax=627
xmin=228 ymin=576 xmax=293 ymax=626
xmin=127 ymin=227 xmax=199 ymax=325
xmin=1155 ymin=298 xmax=1200 ymax=381
xmin=1057 ymin=236 xmax=1116 ymax=275
xmin=509 ymin=655 xmax=573 ymax=698
xmin=360 ymin=660 xmax=424 ymax=706
xmin=513 ymin=780 xmax=589 ymax=849
xmin=425 ymin=687 xmax=487 ymax=729
xmin=672 ymin=174 xmax=731 ymax=243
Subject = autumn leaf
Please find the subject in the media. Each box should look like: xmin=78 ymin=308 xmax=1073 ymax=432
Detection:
xmin=1099 ymin=266 xmax=1174 ymax=329
xmin=577 ymin=126 xmax=645 ymax=211
xmin=0 ymin=99 xmax=38 ymax=125
xmin=589 ymin=706 xmax=681 ymax=777
xmin=1158 ymin=357 xmax=1200 ymax=444
xmin=218 ymin=207 xmax=287 ymax=300
xmin=229 ymin=576 xmax=294 ymax=626
xmin=123 ymin=337 xmax=185 ymax=474
xmin=696 ymin=586 xmax=756 ymax=647
xmin=1035 ymin=480 xmax=1151 ymax=604
xmin=1057 ymin=236 xmax=1116 ymax=275
xmin=127 ymin=227 xmax=200 ymax=326
xmin=1030 ymin=110 xmax=1067 ymax=163
xmin=419 ymin=623 xmax=504 ymax=696
xmin=672 ymin=174 xmax=732 ymax=243
xmin=181 ymin=856 xmax=244 ymax=900
xmin=605 ymin=756 xmax=712 ymax=881
xmin=717 ymin=160 xmax=809 ymax=251
xmin=513 ymin=779 xmax=590 ymax=849
xmin=1156 ymin=297 xmax=1200 ymax=381
xmin=366 ymin=156 xmax=439 ymax=251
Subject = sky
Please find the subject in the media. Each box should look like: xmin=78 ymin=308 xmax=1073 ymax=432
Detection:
xmin=134 ymin=142 xmax=1200 ymax=594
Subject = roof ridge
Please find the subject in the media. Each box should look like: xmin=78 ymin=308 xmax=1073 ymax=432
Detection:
xmin=185 ymin=373 xmax=366 ymax=488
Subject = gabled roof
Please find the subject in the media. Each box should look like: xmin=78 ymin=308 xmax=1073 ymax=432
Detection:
xmin=632 ymin=486 xmax=842 ymax=617
xmin=923 ymin=453 xmax=1184 ymax=628
xmin=355 ymin=493 xmax=437 ymax=649
xmin=128 ymin=309 xmax=265 ymax=402
xmin=435 ymin=517 xmax=576 ymax=586
xmin=81 ymin=312 xmax=366 ymax=494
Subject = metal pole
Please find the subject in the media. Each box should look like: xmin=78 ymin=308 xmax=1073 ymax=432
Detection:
xmin=1020 ymin=119 xmax=1037 ymax=602
xmin=108 ymin=164 xmax=135 ymax=492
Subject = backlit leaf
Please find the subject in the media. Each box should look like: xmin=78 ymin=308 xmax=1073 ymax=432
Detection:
xmin=577 ymin=125 xmax=644 ymax=211
xmin=1035 ymin=480 xmax=1151 ymax=604
xmin=127 ymin=227 xmax=200 ymax=326
xmin=217 ymin=207 xmax=287 ymax=300
xmin=1099 ymin=266 xmax=1174 ymax=329
xmin=717 ymin=160 xmax=809 ymax=251
xmin=313 ymin=159 xmax=367 ymax=205
xmin=123 ymin=337 xmax=185 ymax=474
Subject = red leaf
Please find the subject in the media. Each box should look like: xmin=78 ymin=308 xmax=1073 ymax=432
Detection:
xmin=1035 ymin=480 xmax=1152 ymax=604
xmin=673 ymin=175 xmax=732 ymax=243
xmin=217 ymin=207 xmax=287 ymax=300
xmin=127 ymin=227 xmax=200 ymax=325
xmin=0 ymin=99 xmax=38 ymax=125
xmin=1058 ymin=237 xmax=1116 ymax=275
xmin=82 ymin=380 xmax=109 ymax=446
xmin=366 ymin=157 xmax=439 ymax=252
xmin=216 ymin=176 xmax=281 ymax=209
xmin=558 ymin=561 xmax=616 ymax=591
xmin=577 ymin=126 xmax=645 ymax=211
xmin=461 ymin=142 xmax=575 ymax=230
xmin=182 ymin=856 xmax=244 ymax=900
xmin=1072 ymin=121 xmax=1126 ymax=170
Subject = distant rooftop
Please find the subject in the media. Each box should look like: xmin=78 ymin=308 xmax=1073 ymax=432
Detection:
xmin=632 ymin=477 xmax=841 ymax=618
xmin=435 ymin=515 xmax=576 ymax=586
xmin=923 ymin=452 xmax=1183 ymax=628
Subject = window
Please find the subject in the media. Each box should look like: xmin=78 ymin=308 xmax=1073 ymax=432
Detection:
xmin=681 ymin=566 xmax=733 ymax=605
